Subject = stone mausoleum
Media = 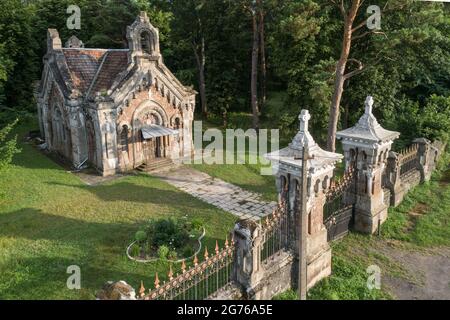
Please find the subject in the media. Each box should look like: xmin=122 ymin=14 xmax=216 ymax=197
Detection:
xmin=35 ymin=12 xmax=196 ymax=176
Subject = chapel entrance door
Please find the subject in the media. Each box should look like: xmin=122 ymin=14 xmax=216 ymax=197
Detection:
xmin=143 ymin=137 xmax=164 ymax=163
xmin=155 ymin=137 xmax=162 ymax=158
xmin=143 ymin=139 xmax=155 ymax=163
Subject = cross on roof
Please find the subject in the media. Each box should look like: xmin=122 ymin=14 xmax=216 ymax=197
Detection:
xmin=299 ymin=109 xmax=311 ymax=133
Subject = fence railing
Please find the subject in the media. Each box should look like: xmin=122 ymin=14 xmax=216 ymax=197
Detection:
xmin=141 ymin=239 xmax=235 ymax=300
xmin=260 ymin=200 xmax=290 ymax=264
xmin=324 ymin=167 xmax=356 ymax=223
xmin=399 ymin=144 xmax=419 ymax=177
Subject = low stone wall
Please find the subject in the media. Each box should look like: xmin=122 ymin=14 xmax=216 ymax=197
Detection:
xmin=385 ymin=139 xmax=446 ymax=207
xmin=208 ymin=251 xmax=294 ymax=300
xmin=250 ymin=251 xmax=295 ymax=300
xmin=208 ymin=283 xmax=244 ymax=300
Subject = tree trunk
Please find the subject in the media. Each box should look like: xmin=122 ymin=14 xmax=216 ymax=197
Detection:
xmin=222 ymin=108 xmax=228 ymax=129
xmin=251 ymin=12 xmax=260 ymax=130
xmin=259 ymin=9 xmax=266 ymax=113
xmin=327 ymin=0 xmax=361 ymax=152
xmin=193 ymin=37 xmax=208 ymax=119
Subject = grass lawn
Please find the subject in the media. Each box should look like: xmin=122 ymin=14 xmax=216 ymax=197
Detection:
xmin=381 ymin=153 xmax=450 ymax=247
xmin=0 ymin=125 xmax=236 ymax=300
xmin=1 ymin=116 xmax=447 ymax=300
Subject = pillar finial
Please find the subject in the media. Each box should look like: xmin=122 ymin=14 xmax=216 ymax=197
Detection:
xmin=365 ymin=96 xmax=374 ymax=114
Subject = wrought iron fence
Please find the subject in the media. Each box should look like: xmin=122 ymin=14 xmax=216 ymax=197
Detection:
xmin=399 ymin=144 xmax=419 ymax=177
xmin=260 ymin=200 xmax=290 ymax=264
xmin=141 ymin=239 xmax=235 ymax=300
xmin=324 ymin=167 xmax=356 ymax=223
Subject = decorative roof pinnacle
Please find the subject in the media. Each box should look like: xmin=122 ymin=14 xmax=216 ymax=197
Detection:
xmin=365 ymin=96 xmax=374 ymax=115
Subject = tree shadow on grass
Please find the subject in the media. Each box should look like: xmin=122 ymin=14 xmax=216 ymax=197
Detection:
xmin=46 ymin=180 xmax=225 ymax=211
xmin=0 ymin=254 xmax=162 ymax=300
xmin=12 ymin=141 xmax=68 ymax=171
xmin=0 ymin=207 xmax=232 ymax=259
xmin=0 ymin=208 xmax=135 ymax=245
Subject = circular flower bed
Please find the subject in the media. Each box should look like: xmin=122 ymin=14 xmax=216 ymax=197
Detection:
xmin=127 ymin=217 xmax=205 ymax=263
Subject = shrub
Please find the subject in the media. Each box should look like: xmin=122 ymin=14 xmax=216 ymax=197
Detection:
xmin=182 ymin=245 xmax=194 ymax=258
xmin=135 ymin=230 xmax=147 ymax=244
xmin=168 ymin=250 xmax=178 ymax=260
xmin=157 ymin=245 xmax=170 ymax=260
xmin=148 ymin=218 xmax=191 ymax=248
xmin=152 ymin=218 xmax=177 ymax=246
xmin=135 ymin=217 xmax=203 ymax=259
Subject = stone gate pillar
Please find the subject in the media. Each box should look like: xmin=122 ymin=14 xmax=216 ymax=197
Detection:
xmin=337 ymin=96 xmax=400 ymax=234
xmin=413 ymin=138 xmax=433 ymax=182
xmin=266 ymin=110 xmax=343 ymax=289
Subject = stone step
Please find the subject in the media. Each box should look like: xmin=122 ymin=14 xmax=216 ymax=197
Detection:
xmin=136 ymin=158 xmax=174 ymax=173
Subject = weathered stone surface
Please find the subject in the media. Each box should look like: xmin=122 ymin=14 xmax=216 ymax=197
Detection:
xmin=337 ymin=96 xmax=398 ymax=234
xmin=207 ymin=283 xmax=243 ymax=300
xmin=264 ymin=109 xmax=339 ymax=291
xmin=251 ymin=251 xmax=294 ymax=300
xmin=96 ymin=281 xmax=137 ymax=300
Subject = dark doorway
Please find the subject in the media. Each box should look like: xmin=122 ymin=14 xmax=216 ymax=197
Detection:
xmin=155 ymin=137 xmax=162 ymax=158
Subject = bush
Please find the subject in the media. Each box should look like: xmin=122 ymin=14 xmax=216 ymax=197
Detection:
xmin=132 ymin=217 xmax=203 ymax=260
xmin=182 ymin=245 xmax=194 ymax=258
xmin=135 ymin=230 xmax=147 ymax=244
xmin=147 ymin=218 xmax=191 ymax=248
xmin=383 ymin=95 xmax=450 ymax=149
xmin=157 ymin=245 xmax=170 ymax=260
xmin=168 ymin=250 xmax=178 ymax=260
xmin=272 ymin=289 xmax=298 ymax=300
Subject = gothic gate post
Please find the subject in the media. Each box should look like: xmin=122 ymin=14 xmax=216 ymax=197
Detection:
xmin=337 ymin=96 xmax=400 ymax=234
xmin=266 ymin=110 xmax=343 ymax=289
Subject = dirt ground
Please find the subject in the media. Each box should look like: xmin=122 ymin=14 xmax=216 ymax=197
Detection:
xmin=381 ymin=244 xmax=450 ymax=300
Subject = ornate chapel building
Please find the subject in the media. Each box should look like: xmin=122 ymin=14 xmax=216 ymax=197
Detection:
xmin=35 ymin=12 xmax=196 ymax=176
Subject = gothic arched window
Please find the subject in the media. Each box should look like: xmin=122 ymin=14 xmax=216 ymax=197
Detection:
xmin=140 ymin=31 xmax=152 ymax=54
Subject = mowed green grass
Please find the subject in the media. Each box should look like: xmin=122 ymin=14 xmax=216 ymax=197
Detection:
xmin=382 ymin=153 xmax=450 ymax=246
xmin=0 ymin=131 xmax=236 ymax=300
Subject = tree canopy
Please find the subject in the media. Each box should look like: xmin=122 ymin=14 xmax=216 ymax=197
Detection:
xmin=0 ymin=0 xmax=448 ymax=148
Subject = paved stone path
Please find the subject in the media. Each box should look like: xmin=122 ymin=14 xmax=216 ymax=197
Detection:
xmin=154 ymin=167 xmax=278 ymax=221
